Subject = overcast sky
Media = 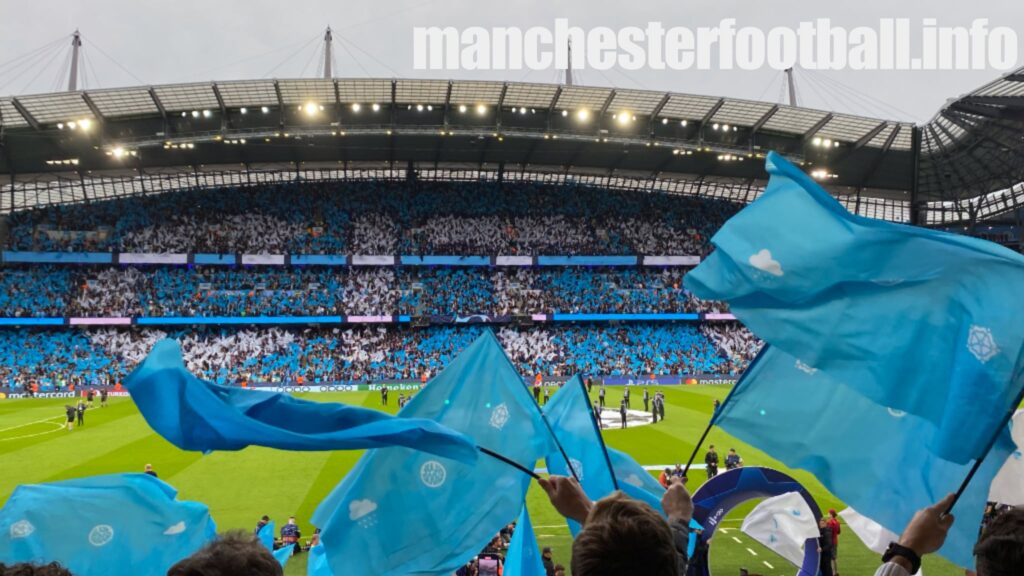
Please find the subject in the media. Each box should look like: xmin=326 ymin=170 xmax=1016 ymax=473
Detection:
xmin=1 ymin=0 xmax=1021 ymax=123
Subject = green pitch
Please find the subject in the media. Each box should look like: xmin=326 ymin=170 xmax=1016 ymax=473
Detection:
xmin=0 ymin=387 xmax=963 ymax=576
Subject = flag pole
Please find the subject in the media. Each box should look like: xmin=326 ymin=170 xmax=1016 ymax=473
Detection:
xmin=582 ymin=377 xmax=620 ymax=490
xmin=479 ymin=446 xmax=541 ymax=480
xmin=682 ymin=345 xmax=767 ymax=478
xmin=944 ymin=357 xmax=1024 ymax=515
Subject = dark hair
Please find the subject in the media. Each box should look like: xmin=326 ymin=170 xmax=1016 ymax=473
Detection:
xmin=571 ymin=492 xmax=677 ymax=576
xmin=261 ymin=515 xmax=269 ymax=521
xmin=166 ymin=531 xmax=283 ymax=576
xmin=975 ymin=507 xmax=1024 ymax=576
xmin=0 ymin=563 xmax=74 ymax=576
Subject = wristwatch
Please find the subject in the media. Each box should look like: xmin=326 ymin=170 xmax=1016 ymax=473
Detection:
xmin=882 ymin=542 xmax=922 ymax=574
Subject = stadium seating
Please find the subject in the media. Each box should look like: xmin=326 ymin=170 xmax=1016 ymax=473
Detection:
xmin=0 ymin=323 xmax=758 ymax=391
xmin=6 ymin=180 xmax=739 ymax=255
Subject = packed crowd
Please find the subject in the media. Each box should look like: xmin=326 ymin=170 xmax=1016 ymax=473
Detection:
xmin=0 ymin=265 xmax=720 ymax=318
xmin=0 ymin=323 xmax=749 ymax=390
xmin=5 ymin=181 xmax=739 ymax=255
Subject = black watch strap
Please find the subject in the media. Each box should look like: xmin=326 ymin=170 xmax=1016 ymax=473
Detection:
xmin=882 ymin=542 xmax=921 ymax=574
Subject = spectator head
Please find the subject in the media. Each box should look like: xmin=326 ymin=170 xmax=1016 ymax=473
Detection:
xmin=818 ymin=517 xmax=829 ymax=529
xmin=166 ymin=531 xmax=282 ymax=576
xmin=974 ymin=507 xmax=1024 ymax=576
xmin=144 ymin=464 xmax=153 ymax=472
xmin=570 ymin=492 xmax=677 ymax=576
xmin=0 ymin=562 xmax=73 ymax=576
xmin=542 ymin=546 xmax=552 ymax=559
xmin=287 ymin=516 xmax=296 ymax=525
xmin=554 ymin=565 xmax=566 ymax=576
xmin=828 ymin=509 xmax=837 ymax=519
xmin=260 ymin=515 xmax=269 ymax=522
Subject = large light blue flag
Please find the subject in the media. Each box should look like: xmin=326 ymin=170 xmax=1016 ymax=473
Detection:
xmin=257 ymin=521 xmax=275 ymax=551
xmin=542 ymin=376 xmax=617 ymax=536
xmin=503 ymin=507 xmax=545 ymax=576
xmin=273 ymin=545 xmax=293 ymax=569
xmin=0 ymin=473 xmax=216 ymax=576
xmin=716 ymin=346 xmax=1016 ymax=568
xmin=312 ymin=331 xmax=555 ymax=576
xmin=126 ymin=339 xmax=476 ymax=463
xmin=686 ymin=151 xmax=1024 ymax=462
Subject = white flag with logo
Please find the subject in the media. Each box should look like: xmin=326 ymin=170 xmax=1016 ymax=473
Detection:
xmin=989 ymin=410 xmax=1024 ymax=506
xmin=740 ymin=492 xmax=818 ymax=567
xmin=839 ymin=508 xmax=924 ymax=576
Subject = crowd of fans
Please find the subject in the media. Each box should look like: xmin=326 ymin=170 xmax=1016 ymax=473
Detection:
xmin=5 ymin=181 xmax=739 ymax=255
xmin=0 ymin=323 xmax=752 ymax=391
xmin=0 ymin=265 xmax=723 ymax=318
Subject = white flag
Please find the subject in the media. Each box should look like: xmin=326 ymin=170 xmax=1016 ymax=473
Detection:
xmin=989 ymin=410 xmax=1024 ymax=506
xmin=740 ymin=492 xmax=819 ymax=567
xmin=839 ymin=508 xmax=924 ymax=576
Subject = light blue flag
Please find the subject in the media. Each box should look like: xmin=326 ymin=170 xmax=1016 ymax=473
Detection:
xmin=717 ymin=345 xmax=1016 ymax=568
xmin=312 ymin=331 xmax=555 ymax=576
xmin=307 ymin=544 xmax=333 ymax=576
xmin=257 ymin=520 xmax=275 ymax=551
xmin=606 ymin=447 xmax=704 ymax=558
xmin=686 ymin=151 xmax=1024 ymax=462
xmin=542 ymin=381 xmax=704 ymax=555
xmin=542 ymin=376 xmax=617 ymax=536
xmin=126 ymin=339 xmax=476 ymax=463
xmin=0 ymin=473 xmax=217 ymax=576
xmin=503 ymin=506 xmax=545 ymax=576
xmin=273 ymin=544 xmax=293 ymax=569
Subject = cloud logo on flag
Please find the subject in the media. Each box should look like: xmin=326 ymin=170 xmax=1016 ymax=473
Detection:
xmin=967 ymin=325 xmax=999 ymax=363
xmin=88 ymin=524 xmax=115 ymax=547
xmin=748 ymin=249 xmax=783 ymax=277
xmin=887 ymin=408 xmax=907 ymax=418
xmin=163 ymin=521 xmax=186 ymax=535
xmin=348 ymin=499 xmax=378 ymax=521
xmin=10 ymin=520 xmax=34 ymax=539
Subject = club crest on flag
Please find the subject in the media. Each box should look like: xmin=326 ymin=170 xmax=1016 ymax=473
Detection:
xmin=569 ymin=458 xmax=585 ymax=481
xmin=88 ymin=524 xmax=115 ymax=547
xmin=489 ymin=402 xmax=510 ymax=429
xmin=419 ymin=460 xmax=447 ymax=488
xmin=10 ymin=520 xmax=33 ymax=539
xmin=967 ymin=325 xmax=999 ymax=363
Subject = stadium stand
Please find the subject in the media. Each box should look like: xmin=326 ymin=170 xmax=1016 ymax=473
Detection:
xmin=0 ymin=323 xmax=757 ymax=392
xmin=5 ymin=181 xmax=738 ymax=255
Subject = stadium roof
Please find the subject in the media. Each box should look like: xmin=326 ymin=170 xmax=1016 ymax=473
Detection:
xmin=0 ymin=72 xmax=1022 ymax=224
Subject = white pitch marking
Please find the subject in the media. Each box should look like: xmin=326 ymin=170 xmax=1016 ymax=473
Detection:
xmin=0 ymin=420 xmax=65 ymax=442
xmin=732 ymin=537 xmax=743 ymax=544
xmin=0 ymin=416 xmax=65 ymax=433
xmin=718 ymin=527 xmax=730 ymax=533
xmin=746 ymin=547 xmax=758 ymax=556
xmin=763 ymin=561 xmax=774 ymax=570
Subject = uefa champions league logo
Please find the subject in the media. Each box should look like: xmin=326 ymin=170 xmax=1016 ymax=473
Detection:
xmin=967 ymin=325 xmax=999 ymax=363
xmin=419 ymin=460 xmax=447 ymax=488
xmin=489 ymin=403 xmax=510 ymax=430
